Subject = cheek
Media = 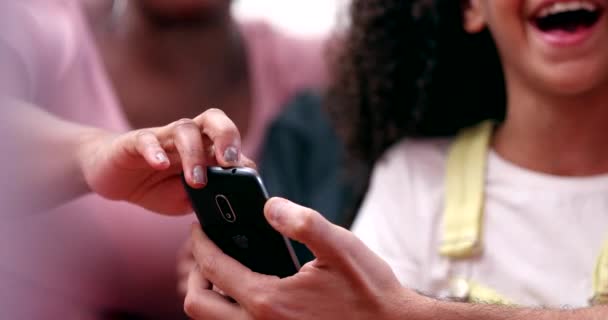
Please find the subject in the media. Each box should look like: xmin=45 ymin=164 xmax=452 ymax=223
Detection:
xmin=482 ymin=1 xmax=527 ymax=67
xmin=483 ymin=0 xmax=524 ymax=18
xmin=482 ymin=0 xmax=524 ymax=35
xmin=481 ymin=0 xmax=525 ymax=34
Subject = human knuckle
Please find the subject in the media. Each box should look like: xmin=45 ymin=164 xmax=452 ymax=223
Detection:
xmin=222 ymin=125 xmax=239 ymax=137
xmin=135 ymin=129 xmax=154 ymax=139
xmin=199 ymin=253 xmax=221 ymax=277
xmin=292 ymin=208 xmax=318 ymax=237
xmin=333 ymin=227 xmax=356 ymax=250
xmin=133 ymin=130 xmax=156 ymax=144
xmin=249 ymin=291 xmax=279 ymax=318
xmin=182 ymin=146 xmax=204 ymax=158
xmin=205 ymin=123 xmax=238 ymax=141
xmin=183 ymin=292 xmax=199 ymax=317
xmin=173 ymin=118 xmax=196 ymax=129
xmin=203 ymin=108 xmax=226 ymax=117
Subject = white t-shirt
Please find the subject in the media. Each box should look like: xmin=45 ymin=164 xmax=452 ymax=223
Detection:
xmin=352 ymin=138 xmax=608 ymax=307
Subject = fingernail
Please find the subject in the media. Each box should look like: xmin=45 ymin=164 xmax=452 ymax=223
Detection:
xmin=223 ymin=146 xmax=240 ymax=164
xmin=268 ymin=199 xmax=288 ymax=225
xmin=193 ymin=166 xmax=206 ymax=185
xmin=155 ymin=152 xmax=169 ymax=164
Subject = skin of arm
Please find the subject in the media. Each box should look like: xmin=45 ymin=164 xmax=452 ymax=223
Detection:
xmin=0 ymin=97 xmax=101 ymax=212
xmin=409 ymin=300 xmax=608 ymax=320
xmin=0 ymin=96 xmax=251 ymax=214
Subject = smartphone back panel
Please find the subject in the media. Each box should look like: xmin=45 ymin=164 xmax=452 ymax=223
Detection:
xmin=184 ymin=167 xmax=300 ymax=278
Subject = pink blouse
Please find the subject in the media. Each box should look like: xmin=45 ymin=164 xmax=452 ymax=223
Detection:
xmin=0 ymin=0 xmax=328 ymax=318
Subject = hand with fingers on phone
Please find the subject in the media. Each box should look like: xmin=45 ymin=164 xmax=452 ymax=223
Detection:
xmin=184 ymin=197 xmax=421 ymax=320
xmin=78 ymin=108 xmax=256 ymax=215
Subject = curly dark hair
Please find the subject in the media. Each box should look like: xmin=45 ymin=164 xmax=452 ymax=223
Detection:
xmin=328 ymin=0 xmax=506 ymax=170
xmin=326 ymin=0 xmax=507 ymax=222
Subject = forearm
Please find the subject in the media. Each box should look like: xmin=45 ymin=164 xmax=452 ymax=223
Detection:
xmin=0 ymin=97 xmax=109 ymax=212
xmin=413 ymin=299 xmax=608 ymax=320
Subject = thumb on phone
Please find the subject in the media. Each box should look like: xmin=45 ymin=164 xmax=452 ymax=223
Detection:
xmin=263 ymin=197 xmax=352 ymax=265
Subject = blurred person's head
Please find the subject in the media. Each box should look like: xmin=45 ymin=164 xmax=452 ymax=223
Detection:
xmin=108 ymin=0 xmax=233 ymax=26
xmin=329 ymin=0 xmax=608 ymax=167
xmin=137 ymin=0 xmax=231 ymax=17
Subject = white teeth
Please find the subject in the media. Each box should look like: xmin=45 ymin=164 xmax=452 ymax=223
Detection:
xmin=538 ymin=1 xmax=599 ymax=18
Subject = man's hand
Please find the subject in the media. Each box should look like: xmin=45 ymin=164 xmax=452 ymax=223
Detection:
xmin=184 ymin=197 xmax=424 ymax=320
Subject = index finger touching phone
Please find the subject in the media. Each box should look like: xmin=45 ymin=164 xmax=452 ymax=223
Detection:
xmin=194 ymin=109 xmax=243 ymax=168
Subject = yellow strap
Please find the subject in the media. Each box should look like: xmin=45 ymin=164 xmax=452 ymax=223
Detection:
xmin=450 ymin=278 xmax=513 ymax=305
xmin=440 ymin=121 xmax=493 ymax=258
xmin=591 ymin=239 xmax=608 ymax=305
xmin=441 ymin=120 xmax=608 ymax=305
xmin=469 ymin=281 xmax=513 ymax=305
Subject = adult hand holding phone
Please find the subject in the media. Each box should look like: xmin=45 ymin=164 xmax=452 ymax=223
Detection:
xmin=184 ymin=197 xmax=414 ymax=320
xmin=184 ymin=200 xmax=608 ymax=320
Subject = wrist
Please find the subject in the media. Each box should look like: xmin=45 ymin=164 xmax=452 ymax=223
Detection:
xmin=388 ymin=288 xmax=437 ymax=320
xmin=75 ymin=127 xmax=116 ymax=194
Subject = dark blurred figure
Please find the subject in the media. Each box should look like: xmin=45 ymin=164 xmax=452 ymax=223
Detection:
xmin=259 ymin=91 xmax=358 ymax=262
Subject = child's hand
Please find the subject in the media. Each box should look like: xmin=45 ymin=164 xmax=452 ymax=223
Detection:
xmin=78 ymin=108 xmax=255 ymax=215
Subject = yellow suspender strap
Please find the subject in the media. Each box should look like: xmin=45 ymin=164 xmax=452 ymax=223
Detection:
xmin=591 ymin=240 xmax=608 ymax=305
xmin=469 ymin=281 xmax=513 ymax=305
xmin=441 ymin=121 xmax=511 ymax=305
xmin=440 ymin=121 xmax=493 ymax=258
xmin=450 ymin=278 xmax=513 ymax=305
xmin=441 ymin=121 xmax=608 ymax=306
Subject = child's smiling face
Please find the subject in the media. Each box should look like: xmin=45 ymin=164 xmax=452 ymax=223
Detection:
xmin=464 ymin=0 xmax=608 ymax=97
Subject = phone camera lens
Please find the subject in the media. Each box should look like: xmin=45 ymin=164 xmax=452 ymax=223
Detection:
xmin=215 ymin=195 xmax=237 ymax=223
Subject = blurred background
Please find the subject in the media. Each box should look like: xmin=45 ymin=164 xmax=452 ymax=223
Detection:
xmin=235 ymin=0 xmax=343 ymax=36
xmin=0 ymin=0 xmax=350 ymax=319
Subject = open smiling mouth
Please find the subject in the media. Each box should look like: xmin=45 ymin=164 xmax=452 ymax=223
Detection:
xmin=533 ymin=1 xmax=603 ymax=33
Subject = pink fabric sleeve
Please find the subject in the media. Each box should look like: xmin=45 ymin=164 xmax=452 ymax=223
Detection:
xmin=0 ymin=2 xmax=45 ymax=99
xmin=0 ymin=1 xmax=74 ymax=101
xmin=0 ymin=2 xmax=186 ymax=318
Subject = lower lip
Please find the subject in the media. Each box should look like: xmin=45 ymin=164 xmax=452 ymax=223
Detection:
xmin=532 ymin=14 xmax=604 ymax=47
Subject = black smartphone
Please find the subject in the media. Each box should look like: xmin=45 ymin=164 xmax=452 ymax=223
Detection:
xmin=183 ymin=166 xmax=300 ymax=278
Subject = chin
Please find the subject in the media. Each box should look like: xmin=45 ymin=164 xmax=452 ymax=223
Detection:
xmin=535 ymin=60 xmax=608 ymax=96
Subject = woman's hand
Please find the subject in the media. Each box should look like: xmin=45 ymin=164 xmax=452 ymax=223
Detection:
xmin=78 ymin=108 xmax=254 ymax=215
xmin=184 ymin=198 xmax=427 ymax=320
